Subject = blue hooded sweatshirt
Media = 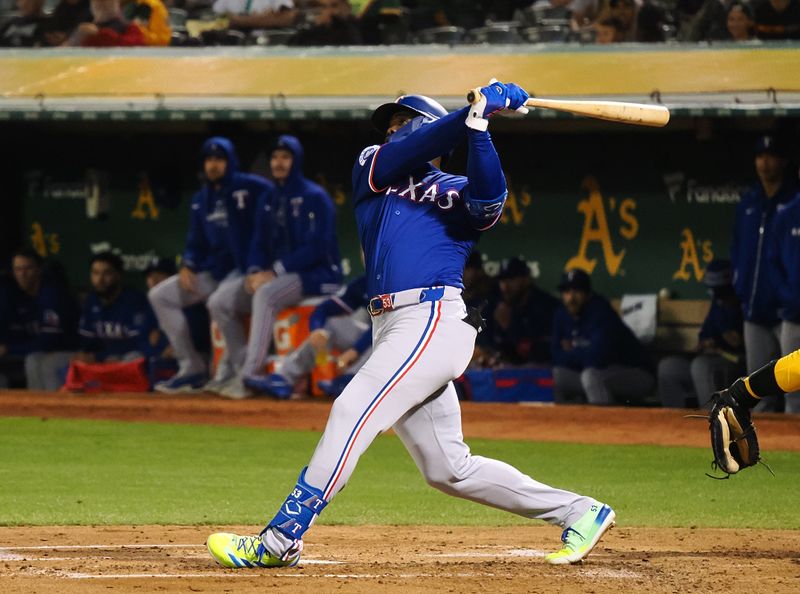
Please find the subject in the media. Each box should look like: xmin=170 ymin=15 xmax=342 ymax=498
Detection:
xmin=551 ymin=293 xmax=653 ymax=372
xmin=183 ymin=137 xmax=272 ymax=281
xmin=768 ymin=193 xmax=800 ymax=322
xmin=730 ymin=177 xmax=798 ymax=324
xmin=247 ymin=135 xmax=342 ymax=295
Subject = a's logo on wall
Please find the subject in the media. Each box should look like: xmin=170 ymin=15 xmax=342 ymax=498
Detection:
xmin=501 ymin=180 xmax=532 ymax=226
xmin=673 ymin=228 xmax=713 ymax=281
xmin=131 ymin=175 xmax=160 ymax=220
xmin=30 ymin=222 xmax=60 ymax=257
xmin=565 ymin=176 xmax=638 ymax=276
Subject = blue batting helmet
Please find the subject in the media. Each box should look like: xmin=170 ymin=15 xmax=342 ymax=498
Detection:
xmin=371 ymin=94 xmax=448 ymax=134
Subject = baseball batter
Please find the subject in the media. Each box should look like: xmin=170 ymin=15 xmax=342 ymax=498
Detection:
xmin=207 ymin=80 xmax=616 ymax=568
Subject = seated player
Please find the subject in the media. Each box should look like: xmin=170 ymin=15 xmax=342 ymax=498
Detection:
xmin=1 ymin=248 xmax=79 ymax=390
xmin=247 ymin=274 xmax=370 ymax=399
xmin=658 ymin=259 xmax=744 ymax=408
xmin=551 ymin=268 xmax=655 ymax=405
xmin=218 ymin=135 xmax=342 ymax=398
xmin=75 ymin=252 xmax=158 ymax=363
xmin=474 ymin=256 xmax=558 ymax=368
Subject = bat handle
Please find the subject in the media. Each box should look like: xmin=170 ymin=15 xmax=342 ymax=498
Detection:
xmin=466 ymin=88 xmax=482 ymax=105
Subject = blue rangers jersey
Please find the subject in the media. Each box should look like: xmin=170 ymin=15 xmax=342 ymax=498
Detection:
xmin=351 ymin=105 xmax=506 ymax=297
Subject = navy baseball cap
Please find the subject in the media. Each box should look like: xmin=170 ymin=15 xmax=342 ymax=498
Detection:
xmin=144 ymin=256 xmax=176 ymax=276
xmin=754 ymin=134 xmax=786 ymax=157
xmin=558 ymin=268 xmax=592 ymax=292
xmin=704 ymin=259 xmax=732 ymax=288
xmin=497 ymin=256 xmax=530 ymax=280
xmin=203 ymin=141 xmax=228 ymax=159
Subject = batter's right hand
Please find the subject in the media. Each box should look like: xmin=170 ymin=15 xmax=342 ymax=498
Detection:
xmin=466 ymin=79 xmax=529 ymax=131
xmin=178 ymin=266 xmax=198 ymax=293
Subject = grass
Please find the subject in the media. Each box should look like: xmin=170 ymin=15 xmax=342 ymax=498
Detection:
xmin=0 ymin=417 xmax=798 ymax=529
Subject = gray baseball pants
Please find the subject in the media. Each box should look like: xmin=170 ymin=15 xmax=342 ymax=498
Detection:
xmin=744 ymin=321 xmax=782 ymax=412
xmin=553 ymin=365 xmax=655 ymax=406
xmin=279 ymin=315 xmax=371 ymax=383
xmin=148 ymin=271 xmax=230 ymax=377
xmin=208 ymin=273 xmax=305 ymax=378
xmin=780 ymin=321 xmax=800 ymax=414
xmin=24 ymin=351 xmax=74 ymax=390
xmin=657 ymin=354 xmax=743 ymax=408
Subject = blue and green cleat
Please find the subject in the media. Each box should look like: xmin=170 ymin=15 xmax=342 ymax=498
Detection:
xmin=206 ymin=533 xmax=301 ymax=568
xmin=545 ymin=503 xmax=616 ymax=565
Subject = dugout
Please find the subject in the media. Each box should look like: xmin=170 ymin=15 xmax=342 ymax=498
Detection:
xmin=1 ymin=43 xmax=799 ymax=304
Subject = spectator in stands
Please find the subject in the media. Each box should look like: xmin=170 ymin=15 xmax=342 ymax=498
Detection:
xmin=121 ymin=0 xmax=171 ymax=45
xmin=768 ymin=190 xmax=800 ymax=413
xmin=658 ymin=259 xmax=744 ymax=408
xmin=473 ymin=256 xmax=558 ymax=368
xmin=74 ymin=252 xmax=158 ymax=364
xmin=218 ymin=134 xmax=342 ymax=399
xmin=67 ymin=0 xmax=146 ymax=45
xmin=731 ymin=134 xmax=797 ymax=411
xmin=680 ymin=0 xmax=729 ymax=40
xmin=725 ymin=1 xmax=755 ymax=39
xmin=530 ymin=0 xmax=601 ymax=31
xmin=753 ymin=0 xmax=800 ymax=39
xmin=148 ymin=137 xmax=269 ymax=394
xmin=1 ymin=248 xmax=79 ymax=391
xmin=288 ymin=0 xmax=362 ymax=45
xmin=404 ymin=0 xmax=486 ymax=31
xmin=43 ymin=0 xmax=92 ymax=46
xmin=212 ymin=0 xmax=297 ymax=31
xmin=0 ymin=0 xmax=48 ymax=47
xmin=551 ymin=268 xmax=655 ymax=405
xmin=595 ymin=0 xmax=664 ymax=41
xmin=248 ymin=274 xmax=370 ymax=399
xmin=594 ymin=15 xmax=624 ymax=41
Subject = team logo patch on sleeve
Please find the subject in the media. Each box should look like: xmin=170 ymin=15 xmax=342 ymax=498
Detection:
xmin=358 ymin=145 xmax=379 ymax=167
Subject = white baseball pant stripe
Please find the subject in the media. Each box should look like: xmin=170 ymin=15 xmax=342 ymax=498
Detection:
xmin=321 ymin=299 xmax=443 ymax=499
xmin=303 ymin=293 xmax=594 ymax=528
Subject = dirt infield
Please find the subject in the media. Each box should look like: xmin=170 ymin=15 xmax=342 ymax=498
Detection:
xmin=1 ymin=525 xmax=799 ymax=594
xmin=2 ymin=390 xmax=799 ymax=593
xmin=2 ymin=389 xmax=800 ymax=450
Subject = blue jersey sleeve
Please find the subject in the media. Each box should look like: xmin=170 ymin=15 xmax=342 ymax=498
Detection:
xmin=308 ymin=298 xmax=349 ymax=331
xmin=462 ymin=129 xmax=507 ymax=230
xmin=132 ymin=292 xmax=159 ymax=356
xmin=352 ymin=106 xmax=471 ymax=200
xmin=247 ymin=187 xmax=274 ymax=272
xmin=308 ymin=276 xmax=366 ymax=330
xmin=352 ymin=328 xmax=372 ymax=354
xmin=182 ymin=192 xmax=210 ymax=272
xmin=34 ymin=284 xmax=78 ymax=353
xmin=78 ymin=300 xmax=100 ymax=353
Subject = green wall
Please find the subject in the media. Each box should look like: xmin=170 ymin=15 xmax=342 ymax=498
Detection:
xmin=12 ymin=120 xmax=767 ymax=299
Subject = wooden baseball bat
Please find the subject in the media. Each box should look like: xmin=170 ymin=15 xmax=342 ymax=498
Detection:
xmin=466 ymin=89 xmax=670 ymax=127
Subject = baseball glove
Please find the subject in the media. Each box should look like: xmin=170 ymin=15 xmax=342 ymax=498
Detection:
xmin=707 ymin=388 xmax=761 ymax=478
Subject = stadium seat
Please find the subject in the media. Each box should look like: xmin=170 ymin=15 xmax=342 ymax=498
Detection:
xmin=414 ymin=26 xmax=466 ymax=45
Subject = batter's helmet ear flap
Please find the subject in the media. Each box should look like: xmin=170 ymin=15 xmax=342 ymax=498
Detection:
xmin=371 ymin=94 xmax=448 ymax=133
